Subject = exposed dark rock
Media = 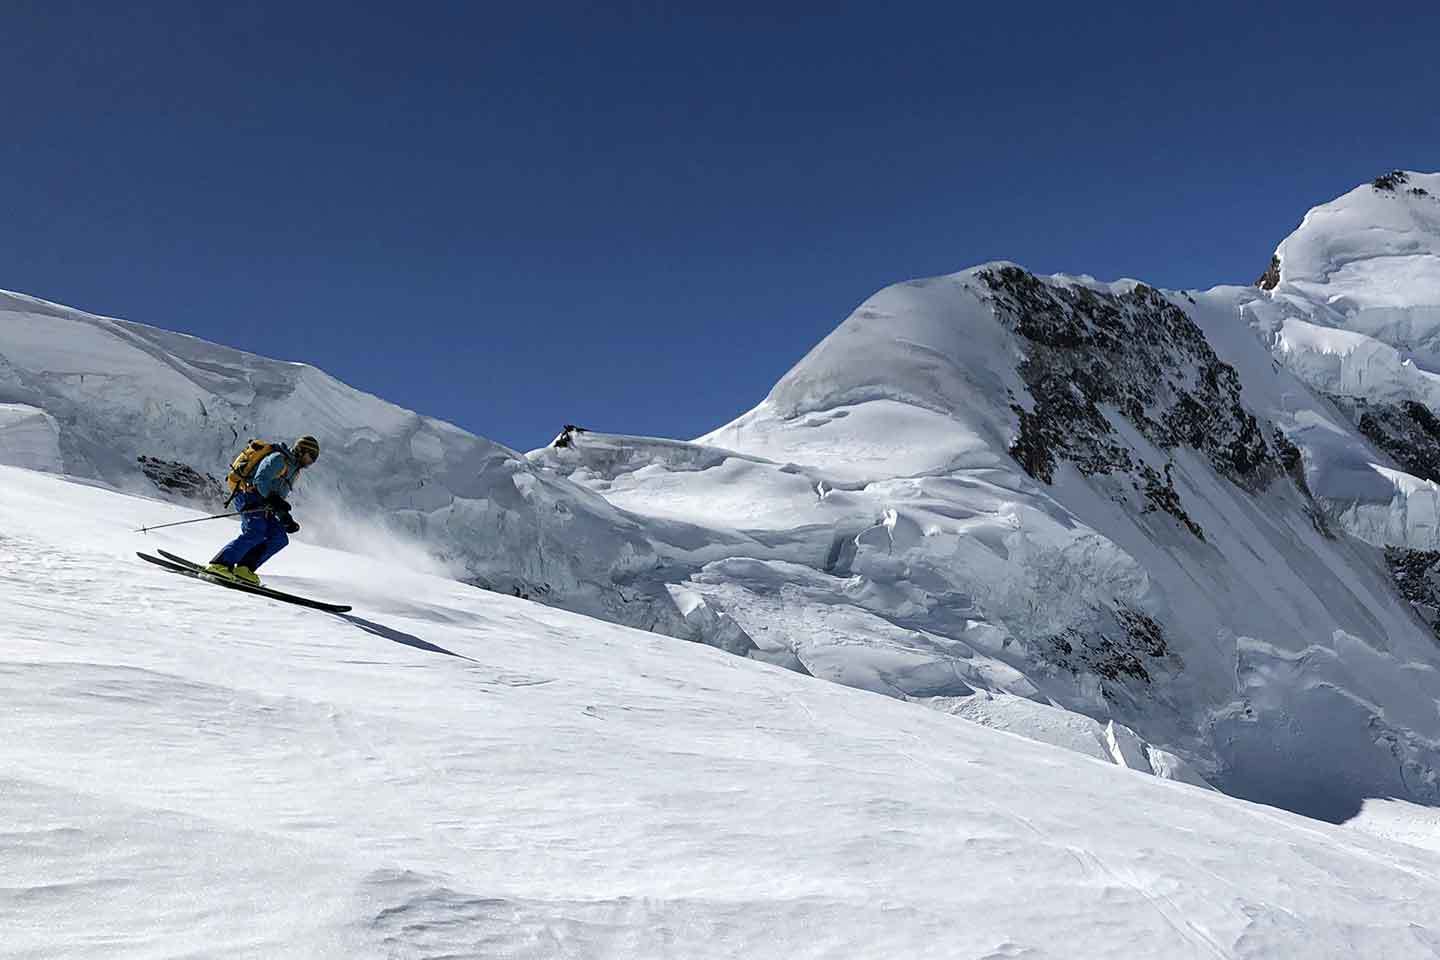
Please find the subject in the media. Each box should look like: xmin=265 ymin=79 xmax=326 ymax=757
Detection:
xmin=1044 ymin=604 xmax=1170 ymax=689
xmin=1384 ymin=547 xmax=1440 ymax=640
xmin=981 ymin=266 xmax=1276 ymax=539
xmin=1271 ymin=427 xmax=1334 ymax=537
xmin=137 ymin=456 xmax=225 ymax=505
xmin=1412 ymin=187 xmax=1432 ymax=198
xmin=1115 ymin=606 xmax=1167 ymax=658
xmin=1256 ymin=255 xmax=1281 ymax=290
xmin=551 ymin=424 xmax=589 ymax=449
xmin=463 ymin=573 xmax=553 ymax=603
xmin=1137 ymin=463 xmax=1205 ymax=540
xmin=1372 ymin=170 xmax=1410 ymax=192
xmin=1272 ymin=429 xmax=1307 ymax=492
xmin=1332 ymin=395 xmax=1440 ymax=484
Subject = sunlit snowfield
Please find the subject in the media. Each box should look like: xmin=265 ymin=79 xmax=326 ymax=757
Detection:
xmin=8 ymin=176 xmax=1440 ymax=827
xmin=3 ymin=464 xmax=1439 ymax=959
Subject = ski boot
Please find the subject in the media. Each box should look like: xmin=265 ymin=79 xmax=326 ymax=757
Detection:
xmin=204 ymin=562 xmax=239 ymax=581
xmin=232 ymin=565 xmax=262 ymax=587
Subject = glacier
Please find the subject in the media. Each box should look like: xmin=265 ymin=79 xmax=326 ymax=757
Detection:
xmin=3 ymin=463 xmax=1440 ymax=957
xmin=6 ymin=173 xmax=1440 ymax=824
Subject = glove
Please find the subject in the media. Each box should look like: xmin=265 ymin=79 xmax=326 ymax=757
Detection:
xmin=281 ymin=515 xmax=300 ymax=534
xmin=265 ymin=494 xmax=292 ymax=513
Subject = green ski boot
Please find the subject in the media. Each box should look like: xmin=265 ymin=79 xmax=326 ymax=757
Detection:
xmin=204 ymin=562 xmax=239 ymax=581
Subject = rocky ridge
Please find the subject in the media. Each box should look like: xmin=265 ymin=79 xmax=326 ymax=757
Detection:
xmin=8 ymin=173 xmax=1440 ymax=817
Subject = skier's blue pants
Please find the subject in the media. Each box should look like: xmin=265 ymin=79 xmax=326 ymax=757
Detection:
xmin=213 ymin=492 xmax=289 ymax=570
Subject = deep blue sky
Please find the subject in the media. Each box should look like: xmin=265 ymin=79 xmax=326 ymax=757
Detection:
xmin=4 ymin=3 xmax=1437 ymax=449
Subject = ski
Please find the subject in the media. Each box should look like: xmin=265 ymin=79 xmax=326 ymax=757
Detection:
xmin=137 ymin=551 xmax=352 ymax=613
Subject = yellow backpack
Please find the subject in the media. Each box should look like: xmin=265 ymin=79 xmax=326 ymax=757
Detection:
xmin=225 ymin=439 xmax=285 ymax=501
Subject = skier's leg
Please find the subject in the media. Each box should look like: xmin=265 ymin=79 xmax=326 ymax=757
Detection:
xmin=236 ymin=539 xmax=268 ymax=571
xmin=248 ymin=523 xmax=290 ymax=571
xmin=212 ymin=496 xmax=270 ymax=566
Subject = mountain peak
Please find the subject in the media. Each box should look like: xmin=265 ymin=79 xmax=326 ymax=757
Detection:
xmin=11 ymin=174 xmax=1440 ymax=828
xmin=1268 ymin=169 xmax=1440 ymax=323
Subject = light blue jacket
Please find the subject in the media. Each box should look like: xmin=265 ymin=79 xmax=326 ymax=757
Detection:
xmin=250 ymin=448 xmax=300 ymax=499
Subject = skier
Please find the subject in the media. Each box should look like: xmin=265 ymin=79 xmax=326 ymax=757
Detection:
xmin=205 ymin=435 xmax=320 ymax=586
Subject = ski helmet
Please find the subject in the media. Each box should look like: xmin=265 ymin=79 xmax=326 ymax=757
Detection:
xmin=293 ymin=435 xmax=320 ymax=463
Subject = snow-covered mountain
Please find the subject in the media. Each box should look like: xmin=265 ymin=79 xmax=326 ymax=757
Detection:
xmin=5 ymin=464 xmax=1440 ymax=958
xmin=0 ymin=288 xmax=676 ymax=627
xmin=531 ymin=259 xmax=1440 ymax=820
xmin=1249 ymin=170 xmax=1440 ymax=550
xmin=6 ymin=171 xmax=1440 ymax=825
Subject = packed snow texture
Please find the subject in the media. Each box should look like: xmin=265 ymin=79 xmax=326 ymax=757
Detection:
xmin=1249 ymin=171 xmax=1440 ymax=549
xmin=8 ymin=173 xmax=1440 ymax=826
xmin=536 ymin=256 xmax=1440 ymax=821
xmin=0 ymin=402 xmax=61 ymax=471
xmin=4 ymin=465 xmax=1440 ymax=958
xmin=0 ymin=288 xmax=669 ymax=626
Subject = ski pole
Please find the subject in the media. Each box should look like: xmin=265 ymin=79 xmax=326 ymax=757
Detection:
xmin=135 ymin=508 xmax=266 ymax=534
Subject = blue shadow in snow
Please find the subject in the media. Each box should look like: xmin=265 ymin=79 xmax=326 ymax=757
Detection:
xmin=336 ymin=613 xmax=477 ymax=662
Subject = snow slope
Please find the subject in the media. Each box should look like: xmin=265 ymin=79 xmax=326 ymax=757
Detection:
xmin=534 ymin=262 xmax=1440 ymax=822
xmin=0 ymin=288 xmax=670 ymax=629
xmin=1272 ymin=171 xmax=1440 ymax=336
xmin=1248 ymin=171 xmax=1440 ymax=549
xmin=9 ymin=173 xmax=1440 ymax=827
xmin=0 ymin=402 xmax=61 ymax=471
xmin=4 ymin=464 xmax=1440 ymax=959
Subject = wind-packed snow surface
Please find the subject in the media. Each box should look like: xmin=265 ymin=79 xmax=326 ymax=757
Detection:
xmin=534 ymin=241 xmax=1440 ymax=821
xmin=0 ymin=287 xmax=668 ymax=627
xmin=7 ymin=172 xmax=1440 ymax=828
xmin=1249 ymin=171 xmax=1440 ymax=549
xmin=3 ymin=465 xmax=1440 ymax=958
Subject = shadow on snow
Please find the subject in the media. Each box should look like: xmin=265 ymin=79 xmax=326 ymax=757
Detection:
xmin=337 ymin=613 xmax=478 ymax=663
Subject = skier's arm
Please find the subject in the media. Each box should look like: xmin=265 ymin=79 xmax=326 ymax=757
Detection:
xmin=250 ymin=452 xmax=291 ymax=499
